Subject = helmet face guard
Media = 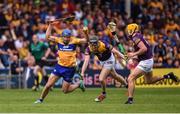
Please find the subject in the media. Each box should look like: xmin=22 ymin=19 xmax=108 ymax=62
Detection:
xmin=62 ymin=29 xmax=72 ymax=45
xmin=89 ymin=36 xmax=99 ymax=49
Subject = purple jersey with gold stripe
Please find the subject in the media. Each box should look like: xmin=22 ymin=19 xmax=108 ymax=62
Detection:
xmin=85 ymin=41 xmax=113 ymax=61
xmin=132 ymin=33 xmax=153 ymax=61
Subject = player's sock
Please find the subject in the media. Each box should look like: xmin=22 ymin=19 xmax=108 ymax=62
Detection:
xmin=128 ymin=97 xmax=133 ymax=102
xmin=79 ymin=80 xmax=85 ymax=92
xmin=102 ymin=91 xmax=106 ymax=95
xmin=39 ymin=98 xmax=43 ymax=102
xmin=33 ymin=76 xmax=39 ymax=91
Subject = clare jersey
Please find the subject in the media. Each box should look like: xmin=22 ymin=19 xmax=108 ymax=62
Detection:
xmin=54 ymin=37 xmax=81 ymax=67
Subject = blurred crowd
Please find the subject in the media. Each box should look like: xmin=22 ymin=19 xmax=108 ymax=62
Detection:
xmin=0 ymin=0 xmax=179 ymax=73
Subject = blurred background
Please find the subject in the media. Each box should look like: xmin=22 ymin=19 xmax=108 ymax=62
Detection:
xmin=0 ymin=0 xmax=179 ymax=89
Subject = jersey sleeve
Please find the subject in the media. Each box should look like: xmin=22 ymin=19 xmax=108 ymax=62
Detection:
xmin=132 ymin=36 xmax=141 ymax=45
xmin=72 ymin=37 xmax=81 ymax=44
xmin=102 ymin=41 xmax=113 ymax=50
xmin=54 ymin=37 xmax=60 ymax=43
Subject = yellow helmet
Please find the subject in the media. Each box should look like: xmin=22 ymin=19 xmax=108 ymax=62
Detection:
xmin=125 ymin=23 xmax=140 ymax=37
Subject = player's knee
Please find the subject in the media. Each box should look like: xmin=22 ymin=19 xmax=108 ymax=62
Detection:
xmin=99 ymin=79 xmax=104 ymax=83
xmin=127 ymin=76 xmax=135 ymax=82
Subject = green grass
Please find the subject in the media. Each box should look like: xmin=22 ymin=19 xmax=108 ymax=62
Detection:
xmin=0 ymin=88 xmax=180 ymax=113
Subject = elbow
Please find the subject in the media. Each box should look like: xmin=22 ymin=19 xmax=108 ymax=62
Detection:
xmin=143 ymin=47 xmax=147 ymax=53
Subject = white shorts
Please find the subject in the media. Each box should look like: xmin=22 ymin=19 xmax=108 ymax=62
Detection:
xmin=136 ymin=58 xmax=153 ymax=73
xmin=100 ymin=53 xmax=115 ymax=69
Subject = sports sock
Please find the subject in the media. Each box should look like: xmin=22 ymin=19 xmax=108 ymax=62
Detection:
xmin=128 ymin=97 xmax=133 ymax=102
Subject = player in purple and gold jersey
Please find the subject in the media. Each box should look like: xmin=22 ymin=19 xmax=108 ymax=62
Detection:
xmin=125 ymin=23 xmax=178 ymax=104
xmin=34 ymin=21 xmax=87 ymax=104
xmin=81 ymin=35 xmax=128 ymax=102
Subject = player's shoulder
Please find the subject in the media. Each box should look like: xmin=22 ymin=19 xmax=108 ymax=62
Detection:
xmin=132 ymin=33 xmax=143 ymax=41
xmin=55 ymin=37 xmax=63 ymax=44
xmin=70 ymin=36 xmax=80 ymax=44
xmin=100 ymin=40 xmax=111 ymax=47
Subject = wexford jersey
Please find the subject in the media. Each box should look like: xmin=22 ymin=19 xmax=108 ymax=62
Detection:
xmin=131 ymin=33 xmax=153 ymax=61
xmin=54 ymin=37 xmax=80 ymax=67
xmin=85 ymin=41 xmax=113 ymax=61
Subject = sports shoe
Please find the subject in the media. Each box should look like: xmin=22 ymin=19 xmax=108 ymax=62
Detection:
xmin=32 ymin=86 xmax=40 ymax=91
xmin=79 ymin=80 xmax=85 ymax=92
xmin=166 ymin=72 xmax=178 ymax=82
xmin=94 ymin=94 xmax=106 ymax=102
xmin=125 ymin=100 xmax=133 ymax=104
xmin=34 ymin=99 xmax=43 ymax=104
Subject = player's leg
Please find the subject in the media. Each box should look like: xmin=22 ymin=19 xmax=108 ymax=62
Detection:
xmin=42 ymin=66 xmax=49 ymax=85
xmin=144 ymin=71 xmax=178 ymax=84
xmin=110 ymin=68 xmax=128 ymax=87
xmin=95 ymin=67 xmax=111 ymax=102
xmin=32 ymin=65 xmax=43 ymax=91
xmin=61 ymin=67 xmax=85 ymax=94
xmin=34 ymin=74 xmax=59 ymax=103
xmin=125 ymin=67 xmax=144 ymax=104
xmin=61 ymin=80 xmax=80 ymax=93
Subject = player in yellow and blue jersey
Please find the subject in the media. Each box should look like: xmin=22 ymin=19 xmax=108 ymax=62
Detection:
xmin=34 ymin=21 xmax=87 ymax=104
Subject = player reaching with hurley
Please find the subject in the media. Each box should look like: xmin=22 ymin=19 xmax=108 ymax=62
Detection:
xmin=81 ymin=27 xmax=128 ymax=102
xmin=124 ymin=23 xmax=179 ymax=104
xmin=34 ymin=17 xmax=86 ymax=104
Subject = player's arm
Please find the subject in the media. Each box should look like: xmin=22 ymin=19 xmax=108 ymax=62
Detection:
xmin=128 ymin=39 xmax=147 ymax=58
xmin=112 ymin=48 xmax=125 ymax=60
xmin=83 ymin=26 xmax=90 ymax=42
xmin=46 ymin=23 xmax=59 ymax=42
xmin=134 ymin=41 xmax=147 ymax=56
xmin=78 ymin=38 xmax=87 ymax=44
xmin=81 ymin=54 xmax=90 ymax=78
xmin=42 ymin=48 xmax=51 ymax=60
xmin=41 ymin=43 xmax=51 ymax=60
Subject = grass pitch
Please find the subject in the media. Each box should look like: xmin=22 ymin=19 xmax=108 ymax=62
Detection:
xmin=0 ymin=88 xmax=180 ymax=113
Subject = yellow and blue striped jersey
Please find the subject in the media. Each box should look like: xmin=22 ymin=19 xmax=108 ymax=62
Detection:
xmin=54 ymin=37 xmax=81 ymax=67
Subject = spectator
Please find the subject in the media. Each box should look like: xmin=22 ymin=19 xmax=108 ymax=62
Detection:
xmin=154 ymin=35 xmax=167 ymax=60
xmin=10 ymin=55 xmax=24 ymax=75
xmin=0 ymin=0 xmax=179 ymax=72
xmin=0 ymin=39 xmax=9 ymax=67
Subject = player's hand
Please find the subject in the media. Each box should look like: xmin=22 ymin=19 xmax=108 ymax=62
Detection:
xmin=41 ymin=56 xmax=47 ymax=60
xmin=83 ymin=26 xmax=89 ymax=34
xmin=124 ymin=54 xmax=129 ymax=61
xmin=107 ymin=22 xmax=116 ymax=32
xmin=127 ymin=52 xmax=136 ymax=58
xmin=47 ymin=19 xmax=60 ymax=25
xmin=80 ymin=73 xmax=85 ymax=80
